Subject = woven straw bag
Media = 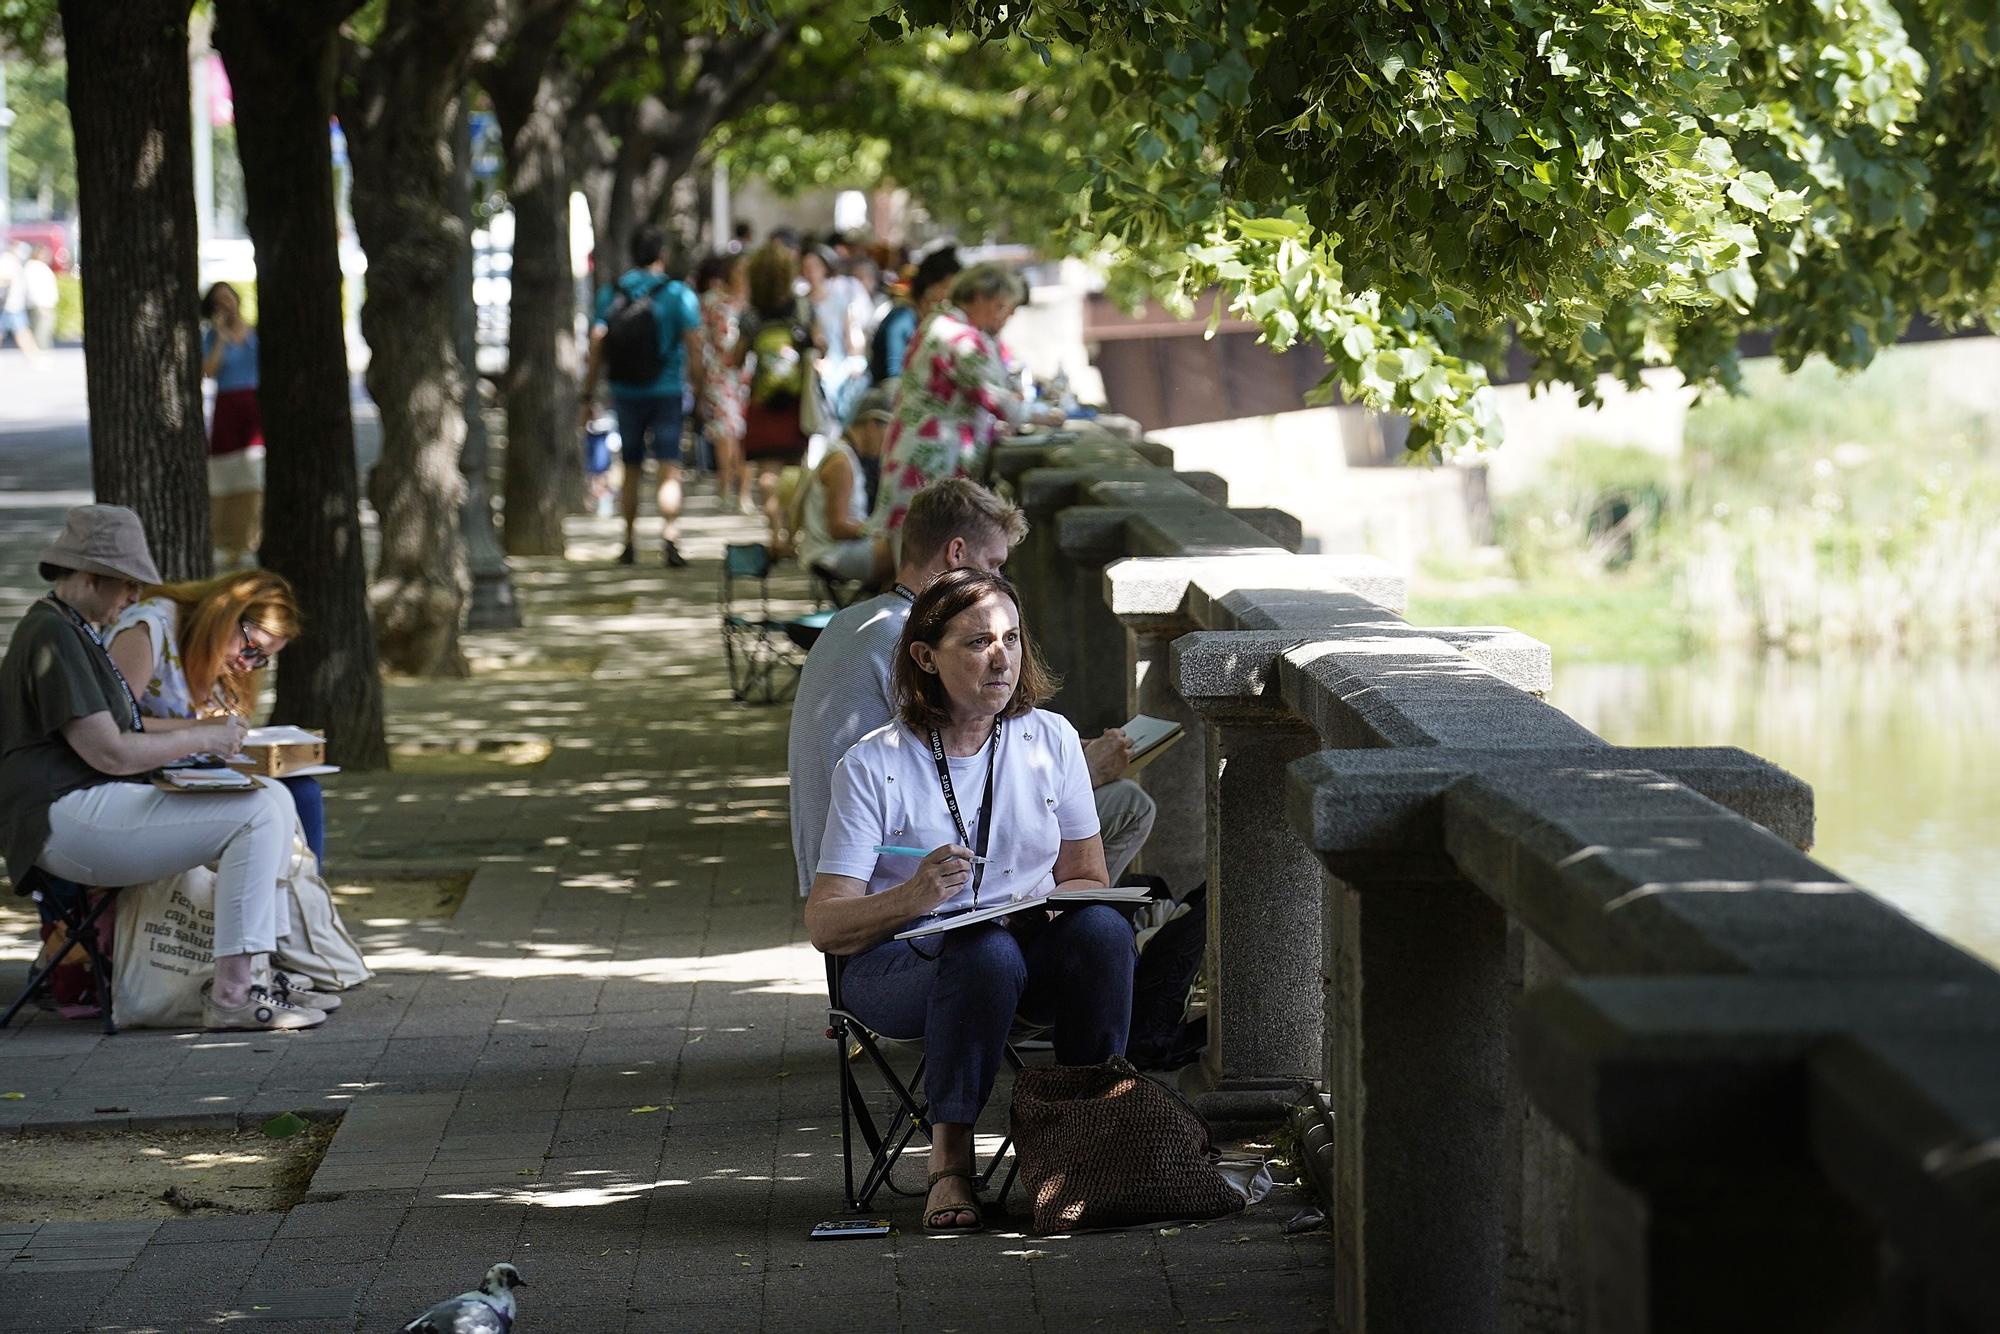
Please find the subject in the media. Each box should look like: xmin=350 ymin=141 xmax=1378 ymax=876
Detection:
xmin=1009 ymin=1055 xmax=1246 ymax=1234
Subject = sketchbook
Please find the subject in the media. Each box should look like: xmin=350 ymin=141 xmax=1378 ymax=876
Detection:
xmin=894 ymin=885 xmax=1155 ymax=941
xmin=1120 ymin=713 xmax=1184 ymax=773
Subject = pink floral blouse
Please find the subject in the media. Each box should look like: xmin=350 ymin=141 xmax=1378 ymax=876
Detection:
xmin=869 ymin=305 xmax=1031 ymax=533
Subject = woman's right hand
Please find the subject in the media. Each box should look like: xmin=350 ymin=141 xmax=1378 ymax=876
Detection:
xmin=901 ymin=844 xmax=975 ymax=915
xmin=207 ymin=714 xmax=249 ymax=756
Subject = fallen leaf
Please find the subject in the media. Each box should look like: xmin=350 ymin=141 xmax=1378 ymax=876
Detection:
xmin=260 ymin=1112 xmax=307 ymax=1139
xmin=1 ymin=1093 xmax=24 ymax=1100
xmin=630 ymin=1105 xmax=662 ymax=1114
xmin=1159 ymin=1227 xmax=1182 ymax=1236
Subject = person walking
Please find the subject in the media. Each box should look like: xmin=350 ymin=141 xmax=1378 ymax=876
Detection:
xmin=0 ymin=245 xmax=41 ymax=362
xmin=201 ymin=282 xmax=264 ymax=569
xmin=23 ymin=247 xmax=59 ymax=352
xmin=695 ymin=251 xmax=753 ymax=515
xmin=739 ymin=243 xmax=814 ymax=549
xmin=581 ymin=226 xmax=705 ymax=568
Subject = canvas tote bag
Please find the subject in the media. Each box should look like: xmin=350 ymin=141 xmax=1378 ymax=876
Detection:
xmin=273 ymin=830 xmax=371 ymax=991
xmin=112 ymin=868 xmax=217 ymax=1028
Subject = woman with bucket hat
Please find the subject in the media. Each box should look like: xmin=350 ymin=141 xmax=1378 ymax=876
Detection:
xmin=0 ymin=505 xmax=323 ymax=1030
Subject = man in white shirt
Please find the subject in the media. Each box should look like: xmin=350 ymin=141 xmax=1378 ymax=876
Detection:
xmin=787 ymin=477 xmax=1156 ymax=898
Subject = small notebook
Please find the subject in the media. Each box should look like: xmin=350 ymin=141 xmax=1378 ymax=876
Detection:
xmin=1121 ymin=714 xmax=1184 ymax=773
xmin=894 ymin=886 xmax=1154 ymax=941
xmin=153 ymin=766 xmax=259 ymax=793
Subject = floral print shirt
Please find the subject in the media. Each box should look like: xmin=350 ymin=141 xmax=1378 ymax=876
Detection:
xmin=110 ymin=598 xmax=198 ymax=720
xmin=698 ymin=288 xmax=749 ymax=443
xmin=869 ymin=305 xmax=1031 ymax=534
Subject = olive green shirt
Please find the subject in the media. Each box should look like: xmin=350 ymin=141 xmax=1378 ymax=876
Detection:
xmin=0 ymin=600 xmax=135 ymax=890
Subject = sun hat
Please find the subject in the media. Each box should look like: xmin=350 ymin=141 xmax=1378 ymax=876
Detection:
xmin=38 ymin=504 xmax=163 ymax=586
xmin=849 ymin=384 xmax=897 ymax=428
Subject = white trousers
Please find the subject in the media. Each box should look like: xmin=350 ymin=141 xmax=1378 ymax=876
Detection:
xmin=39 ymin=778 xmax=294 ymax=958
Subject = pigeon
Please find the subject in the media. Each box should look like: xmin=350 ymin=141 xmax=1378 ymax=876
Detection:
xmin=399 ymin=1263 xmax=526 ymax=1334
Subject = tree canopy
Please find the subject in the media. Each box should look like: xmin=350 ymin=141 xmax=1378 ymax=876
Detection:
xmin=736 ymin=0 xmax=2000 ymax=454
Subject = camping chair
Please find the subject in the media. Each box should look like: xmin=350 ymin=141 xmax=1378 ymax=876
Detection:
xmin=824 ymin=954 xmax=1025 ymax=1213
xmin=2 ymin=869 xmax=120 ymax=1036
xmin=719 ymin=542 xmax=835 ymax=704
xmin=807 ymin=561 xmax=870 ymax=611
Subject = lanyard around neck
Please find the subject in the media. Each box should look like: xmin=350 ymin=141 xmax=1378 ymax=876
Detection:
xmin=893 ymin=582 xmax=918 ymax=603
xmin=47 ymin=593 xmax=145 ymax=733
xmin=928 ymin=721 xmax=999 ymax=907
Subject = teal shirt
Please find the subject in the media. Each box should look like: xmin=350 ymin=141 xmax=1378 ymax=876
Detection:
xmin=592 ymin=268 xmax=701 ymax=397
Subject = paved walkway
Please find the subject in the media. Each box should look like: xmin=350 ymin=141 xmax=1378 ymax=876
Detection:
xmin=0 ymin=359 xmax=1331 ymax=1331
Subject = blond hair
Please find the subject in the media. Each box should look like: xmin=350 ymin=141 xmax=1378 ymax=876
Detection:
xmin=900 ymin=478 xmax=1027 ymax=568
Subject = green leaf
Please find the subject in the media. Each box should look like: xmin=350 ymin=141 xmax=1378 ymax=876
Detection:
xmin=260 ymin=1112 xmax=307 ymax=1140
xmin=868 ymin=15 xmax=901 ymax=40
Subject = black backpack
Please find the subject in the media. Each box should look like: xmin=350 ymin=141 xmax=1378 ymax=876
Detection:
xmin=604 ymin=277 xmax=668 ymax=385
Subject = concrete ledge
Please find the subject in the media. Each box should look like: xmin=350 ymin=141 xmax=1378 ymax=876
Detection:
xmin=1444 ymin=769 xmax=1984 ymax=979
xmin=1285 ymin=746 xmax=1813 ymax=878
xmin=1517 ymin=977 xmax=2000 ymax=1167
xmin=1105 ymin=553 xmax=1408 ymax=620
xmin=1810 ymin=1032 xmax=2000 ymax=1331
xmin=1277 ymin=638 xmax=1591 ymax=750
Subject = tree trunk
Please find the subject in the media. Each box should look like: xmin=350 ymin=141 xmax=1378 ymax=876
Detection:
xmin=58 ymin=0 xmax=209 ymax=581
xmin=491 ymin=95 xmax=581 ymax=556
xmin=342 ymin=0 xmax=491 ymax=676
xmin=452 ymin=100 xmax=522 ymax=631
xmin=212 ymin=0 xmax=389 ymax=770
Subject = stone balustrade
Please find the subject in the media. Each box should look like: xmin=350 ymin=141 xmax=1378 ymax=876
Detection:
xmin=995 ymin=427 xmax=2000 ymax=1334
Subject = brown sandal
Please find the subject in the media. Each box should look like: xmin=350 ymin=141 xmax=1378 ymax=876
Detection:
xmin=922 ymin=1168 xmax=985 ymax=1235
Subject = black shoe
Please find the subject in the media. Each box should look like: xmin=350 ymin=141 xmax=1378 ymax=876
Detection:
xmin=663 ymin=540 xmax=688 ymax=568
xmin=617 ymin=544 xmax=636 ymax=566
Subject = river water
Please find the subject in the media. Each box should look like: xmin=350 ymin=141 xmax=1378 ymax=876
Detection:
xmin=1550 ymin=656 xmax=2000 ymax=967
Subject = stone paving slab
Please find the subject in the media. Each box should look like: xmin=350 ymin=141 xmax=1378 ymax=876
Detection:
xmin=0 ymin=387 xmax=1332 ymax=1330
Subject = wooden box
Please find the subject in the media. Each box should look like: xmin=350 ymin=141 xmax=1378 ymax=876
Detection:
xmin=227 ymin=727 xmax=327 ymax=778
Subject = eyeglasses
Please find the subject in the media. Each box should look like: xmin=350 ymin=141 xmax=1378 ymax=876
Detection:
xmin=237 ymin=620 xmax=273 ymax=669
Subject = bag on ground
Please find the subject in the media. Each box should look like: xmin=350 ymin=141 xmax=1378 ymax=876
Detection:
xmin=273 ymin=835 xmax=371 ymax=991
xmin=112 ymin=869 xmax=216 ymax=1028
xmin=1009 ymin=1054 xmax=1246 ymax=1234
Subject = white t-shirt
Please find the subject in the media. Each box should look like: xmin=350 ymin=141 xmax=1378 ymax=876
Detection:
xmin=816 ymin=708 xmax=1100 ymax=916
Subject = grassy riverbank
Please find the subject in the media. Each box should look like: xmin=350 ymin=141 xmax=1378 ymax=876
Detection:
xmin=1426 ymin=343 xmax=2000 ymax=658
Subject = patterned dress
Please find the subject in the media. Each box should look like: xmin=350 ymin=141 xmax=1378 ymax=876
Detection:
xmin=698 ymin=288 xmax=749 ymax=444
xmin=869 ymin=305 xmax=1032 ymax=534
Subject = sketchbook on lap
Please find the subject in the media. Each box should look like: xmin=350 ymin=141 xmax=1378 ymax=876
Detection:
xmin=893 ymin=885 xmax=1155 ymax=941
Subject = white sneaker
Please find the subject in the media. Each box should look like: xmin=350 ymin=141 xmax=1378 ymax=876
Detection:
xmin=201 ymin=982 xmax=327 ymax=1031
xmin=270 ymin=969 xmax=342 ymax=1011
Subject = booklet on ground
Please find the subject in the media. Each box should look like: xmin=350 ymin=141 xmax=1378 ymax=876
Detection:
xmin=1121 ymin=713 xmax=1184 ymax=772
xmin=893 ymin=885 xmax=1155 ymax=941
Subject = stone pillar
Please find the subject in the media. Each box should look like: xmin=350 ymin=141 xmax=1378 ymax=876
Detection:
xmin=1120 ymin=611 xmax=1206 ymax=895
xmin=1054 ymin=507 xmax=1137 ymax=735
xmin=1324 ymin=865 xmax=1511 ymax=1334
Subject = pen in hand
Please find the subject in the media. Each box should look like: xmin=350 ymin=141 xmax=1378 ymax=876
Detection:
xmin=874 ymin=845 xmax=990 ymax=864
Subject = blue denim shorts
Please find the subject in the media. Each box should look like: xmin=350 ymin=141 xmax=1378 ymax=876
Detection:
xmin=612 ymin=391 xmax=685 ymax=467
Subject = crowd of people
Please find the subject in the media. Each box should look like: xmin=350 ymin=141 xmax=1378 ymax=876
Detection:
xmin=578 ymin=224 xmax=1068 ymax=579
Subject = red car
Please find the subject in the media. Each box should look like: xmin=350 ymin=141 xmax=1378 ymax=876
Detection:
xmin=4 ymin=221 xmax=76 ymax=273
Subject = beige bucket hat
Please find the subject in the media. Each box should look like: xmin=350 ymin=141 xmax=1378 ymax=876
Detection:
xmin=38 ymin=504 xmax=163 ymax=586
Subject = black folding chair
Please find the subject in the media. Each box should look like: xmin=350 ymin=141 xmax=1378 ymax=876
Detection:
xmin=719 ymin=543 xmax=834 ymax=704
xmin=2 ymin=869 xmax=120 ymax=1036
xmin=807 ymin=561 xmax=870 ymax=611
xmin=824 ymin=953 xmax=1025 ymax=1213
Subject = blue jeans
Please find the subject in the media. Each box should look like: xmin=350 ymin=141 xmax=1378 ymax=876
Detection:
xmin=278 ymin=775 xmax=325 ymax=870
xmin=838 ymin=905 xmax=1136 ymax=1124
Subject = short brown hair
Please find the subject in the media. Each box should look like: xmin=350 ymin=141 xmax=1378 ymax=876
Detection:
xmin=893 ymin=568 xmax=1057 ymax=732
xmin=899 ymin=478 xmax=1026 ymax=569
